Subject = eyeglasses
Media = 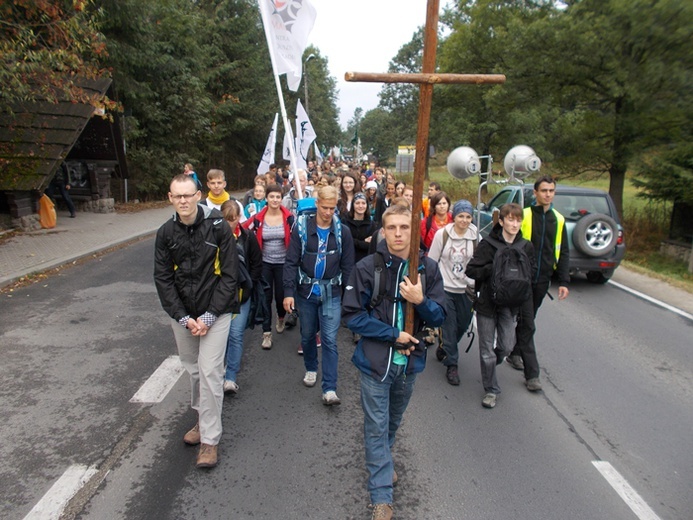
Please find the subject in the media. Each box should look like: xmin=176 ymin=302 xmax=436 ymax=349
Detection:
xmin=171 ymin=192 xmax=199 ymax=202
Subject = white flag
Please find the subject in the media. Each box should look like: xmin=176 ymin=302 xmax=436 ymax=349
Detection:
xmin=314 ymin=142 xmax=323 ymax=166
xmin=257 ymin=113 xmax=279 ymax=176
xmin=295 ymin=99 xmax=316 ymax=170
xmin=260 ymin=0 xmax=317 ymax=92
xmin=283 ymin=131 xmax=293 ymax=162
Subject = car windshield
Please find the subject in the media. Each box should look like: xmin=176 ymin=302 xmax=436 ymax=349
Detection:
xmin=553 ymin=193 xmax=611 ymax=220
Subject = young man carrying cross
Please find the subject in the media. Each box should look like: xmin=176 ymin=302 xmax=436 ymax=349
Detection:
xmin=343 ymin=204 xmax=446 ymax=518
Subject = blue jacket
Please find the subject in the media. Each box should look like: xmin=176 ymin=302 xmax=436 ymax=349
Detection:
xmin=343 ymin=239 xmax=446 ymax=381
xmin=283 ymin=215 xmax=355 ymax=300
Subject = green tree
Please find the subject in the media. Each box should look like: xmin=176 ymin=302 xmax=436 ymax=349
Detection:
xmin=513 ymin=0 xmax=693 ymax=216
xmin=0 ymin=0 xmax=111 ymax=111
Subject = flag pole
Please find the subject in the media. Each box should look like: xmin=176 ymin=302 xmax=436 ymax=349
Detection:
xmin=258 ymin=1 xmax=303 ymax=200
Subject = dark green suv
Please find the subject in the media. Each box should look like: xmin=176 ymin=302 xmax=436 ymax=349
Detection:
xmin=476 ymin=184 xmax=625 ymax=284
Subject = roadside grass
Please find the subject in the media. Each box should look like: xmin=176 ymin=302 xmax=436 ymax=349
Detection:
xmin=397 ymin=165 xmax=692 ymax=293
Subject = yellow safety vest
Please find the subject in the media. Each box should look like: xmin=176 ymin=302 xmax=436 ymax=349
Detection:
xmin=521 ymin=207 xmax=565 ymax=268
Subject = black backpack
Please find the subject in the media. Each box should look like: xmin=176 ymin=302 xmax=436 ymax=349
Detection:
xmin=484 ymin=236 xmax=532 ymax=307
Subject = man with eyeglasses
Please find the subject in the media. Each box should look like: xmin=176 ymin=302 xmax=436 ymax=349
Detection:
xmin=154 ymin=174 xmax=239 ymax=469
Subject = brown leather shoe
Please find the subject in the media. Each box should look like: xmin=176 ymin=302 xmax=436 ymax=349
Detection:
xmin=183 ymin=423 xmax=200 ymax=445
xmin=196 ymin=443 xmax=218 ymax=468
xmin=370 ymin=503 xmax=393 ymax=520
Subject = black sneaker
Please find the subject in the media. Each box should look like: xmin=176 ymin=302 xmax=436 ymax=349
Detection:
xmin=446 ymin=365 xmax=460 ymax=386
xmin=493 ymin=347 xmax=504 ymax=365
xmin=506 ymin=354 xmax=524 ymax=371
xmin=435 ymin=346 xmax=447 ymax=363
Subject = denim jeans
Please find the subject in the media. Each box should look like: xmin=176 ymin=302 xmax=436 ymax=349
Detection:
xmin=476 ymin=307 xmax=517 ymax=394
xmin=295 ymin=292 xmax=341 ymax=393
xmin=441 ymin=290 xmax=474 ymax=366
xmin=360 ymin=364 xmax=417 ymax=505
xmin=224 ymin=299 xmax=250 ymax=383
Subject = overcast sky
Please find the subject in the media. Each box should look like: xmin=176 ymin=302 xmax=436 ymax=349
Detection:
xmin=308 ymin=1 xmax=451 ymax=129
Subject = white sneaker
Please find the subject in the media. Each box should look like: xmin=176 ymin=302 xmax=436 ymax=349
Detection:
xmin=276 ymin=317 xmax=285 ymax=333
xmin=303 ymin=371 xmax=317 ymax=387
xmin=322 ymin=390 xmax=341 ymax=406
xmin=262 ymin=332 xmax=272 ymax=349
xmin=223 ymin=380 xmax=239 ymax=394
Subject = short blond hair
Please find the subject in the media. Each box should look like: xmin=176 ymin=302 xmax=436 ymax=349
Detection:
xmin=316 ymin=184 xmax=338 ymax=201
xmin=382 ymin=203 xmax=412 ymax=225
xmin=207 ymin=169 xmax=225 ymax=181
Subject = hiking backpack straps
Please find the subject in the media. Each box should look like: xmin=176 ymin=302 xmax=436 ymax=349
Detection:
xmin=296 ymin=213 xmax=343 ymax=286
xmin=369 ymin=252 xmax=427 ymax=310
xmin=483 ymin=236 xmax=533 ymax=307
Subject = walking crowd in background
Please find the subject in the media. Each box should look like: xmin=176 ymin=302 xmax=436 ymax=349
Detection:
xmin=154 ymin=159 xmax=569 ymax=520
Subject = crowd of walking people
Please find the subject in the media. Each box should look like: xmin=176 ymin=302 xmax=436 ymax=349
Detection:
xmin=155 ymin=160 xmax=569 ymax=519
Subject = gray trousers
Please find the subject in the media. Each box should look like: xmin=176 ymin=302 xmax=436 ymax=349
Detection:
xmin=476 ymin=308 xmax=517 ymax=394
xmin=170 ymin=313 xmax=231 ymax=445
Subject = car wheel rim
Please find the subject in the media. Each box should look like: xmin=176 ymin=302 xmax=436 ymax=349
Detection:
xmin=585 ymin=222 xmax=613 ymax=251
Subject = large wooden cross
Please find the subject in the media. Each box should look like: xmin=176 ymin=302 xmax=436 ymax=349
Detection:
xmin=345 ymin=0 xmax=505 ymax=333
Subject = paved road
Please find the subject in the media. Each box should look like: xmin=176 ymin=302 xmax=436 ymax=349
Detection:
xmin=1 ymin=237 xmax=690 ymax=519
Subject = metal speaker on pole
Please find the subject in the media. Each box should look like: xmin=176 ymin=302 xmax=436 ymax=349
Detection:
xmin=503 ymin=145 xmax=541 ymax=178
xmin=447 ymin=146 xmax=481 ymax=180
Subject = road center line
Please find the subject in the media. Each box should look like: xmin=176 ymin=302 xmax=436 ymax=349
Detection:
xmin=129 ymin=355 xmax=184 ymax=403
xmin=23 ymin=464 xmax=97 ymax=520
xmin=608 ymin=280 xmax=693 ymax=321
xmin=592 ymin=461 xmax=661 ymax=520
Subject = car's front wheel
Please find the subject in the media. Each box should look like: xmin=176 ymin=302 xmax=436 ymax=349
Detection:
xmin=586 ymin=271 xmax=610 ymax=284
xmin=573 ymin=213 xmax=619 ymax=257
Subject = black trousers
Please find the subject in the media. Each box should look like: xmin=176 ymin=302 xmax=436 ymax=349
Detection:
xmin=510 ymin=280 xmax=550 ymax=380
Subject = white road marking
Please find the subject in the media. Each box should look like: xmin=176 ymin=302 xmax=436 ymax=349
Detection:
xmin=23 ymin=464 xmax=97 ymax=520
xmin=608 ymin=280 xmax=693 ymax=321
xmin=129 ymin=355 xmax=184 ymax=403
xmin=592 ymin=461 xmax=662 ymax=520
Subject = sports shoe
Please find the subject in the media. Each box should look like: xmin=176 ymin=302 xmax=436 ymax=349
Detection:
xmin=446 ymin=365 xmax=460 ymax=386
xmin=303 ymin=371 xmax=317 ymax=387
xmin=482 ymin=393 xmax=497 ymax=409
xmin=316 ymin=333 xmax=321 ymax=347
xmin=276 ymin=317 xmax=285 ymax=334
xmin=369 ymin=503 xmax=393 ymax=520
xmin=435 ymin=346 xmax=447 ymax=362
xmin=525 ymin=377 xmax=543 ymax=392
xmin=392 ymin=469 xmax=398 ymax=486
xmin=261 ymin=332 xmax=272 ymax=349
xmin=322 ymin=390 xmax=341 ymax=406
xmin=297 ymin=344 xmax=303 ymax=355
xmin=183 ymin=423 xmax=200 ymax=445
xmin=196 ymin=443 xmax=218 ymax=468
xmin=352 ymin=332 xmax=361 ymax=344
xmin=493 ymin=347 xmax=504 ymax=365
xmin=223 ymin=380 xmax=239 ymax=394
xmin=506 ymin=354 xmax=524 ymax=371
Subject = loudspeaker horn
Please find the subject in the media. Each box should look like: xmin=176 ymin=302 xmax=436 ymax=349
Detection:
xmin=503 ymin=145 xmax=541 ymax=178
xmin=447 ymin=146 xmax=481 ymax=180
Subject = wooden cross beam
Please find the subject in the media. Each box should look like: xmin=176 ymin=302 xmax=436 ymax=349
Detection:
xmin=345 ymin=0 xmax=505 ymax=334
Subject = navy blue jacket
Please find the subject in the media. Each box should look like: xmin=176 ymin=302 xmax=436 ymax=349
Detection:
xmin=283 ymin=215 xmax=355 ymax=300
xmin=343 ymin=239 xmax=446 ymax=381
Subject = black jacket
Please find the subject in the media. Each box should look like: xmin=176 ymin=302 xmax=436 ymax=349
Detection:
xmin=524 ymin=205 xmax=570 ymax=286
xmin=154 ymin=204 xmax=239 ymax=320
xmin=466 ymin=224 xmax=536 ymax=317
xmin=236 ymin=226 xmax=263 ymax=304
xmin=344 ymin=216 xmax=377 ymax=263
